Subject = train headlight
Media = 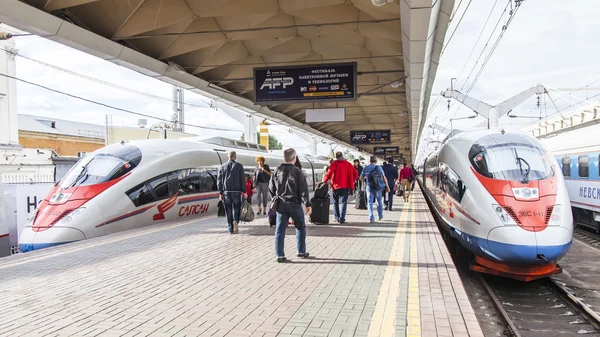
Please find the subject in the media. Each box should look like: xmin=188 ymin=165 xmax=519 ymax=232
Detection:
xmin=512 ymin=188 xmax=539 ymax=200
xmin=50 ymin=193 xmax=72 ymax=204
xmin=492 ymin=204 xmax=517 ymax=225
xmin=55 ymin=207 xmax=85 ymax=226
xmin=548 ymin=205 xmax=562 ymax=226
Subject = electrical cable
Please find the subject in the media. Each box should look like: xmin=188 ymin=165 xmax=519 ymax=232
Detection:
xmin=0 ymin=72 xmax=243 ymax=132
xmin=6 ymin=48 xmax=215 ymax=110
xmin=466 ymin=1 xmax=522 ymax=94
xmin=441 ymin=0 xmax=473 ymax=56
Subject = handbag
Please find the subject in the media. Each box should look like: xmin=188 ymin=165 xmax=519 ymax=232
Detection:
xmin=240 ymin=200 xmax=254 ymax=222
xmin=217 ymin=200 xmax=226 ymax=217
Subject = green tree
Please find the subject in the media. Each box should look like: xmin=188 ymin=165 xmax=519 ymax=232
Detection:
xmin=256 ymin=132 xmax=283 ymax=150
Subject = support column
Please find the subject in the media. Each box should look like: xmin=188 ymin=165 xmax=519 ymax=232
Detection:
xmin=259 ymin=121 xmax=269 ymax=150
xmin=0 ymin=26 xmax=19 ymax=146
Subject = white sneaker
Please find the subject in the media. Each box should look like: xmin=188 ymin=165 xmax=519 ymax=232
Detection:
xmin=233 ymin=221 xmax=239 ymax=234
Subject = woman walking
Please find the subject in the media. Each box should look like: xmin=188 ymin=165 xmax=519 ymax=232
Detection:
xmin=254 ymin=155 xmax=271 ymax=215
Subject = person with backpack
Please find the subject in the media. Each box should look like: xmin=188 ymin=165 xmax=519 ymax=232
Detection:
xmin=217 ymin=151 xmax=246 ymax=234
xmin=399 ymin=161 xmax=415 ymax=202
xmin=322 ymin=151 xmax=358 ymax=224
xmin=360 ymin=156 xmax=390 ymax=223
xmin=411 ymin=164 xmax=418 ymax=191
xmin=269 ymin=148 xmax=312 ymax=262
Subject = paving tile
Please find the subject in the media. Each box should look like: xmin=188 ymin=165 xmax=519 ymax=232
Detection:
xmin=0 ymin=187 xmax=483 ymax=337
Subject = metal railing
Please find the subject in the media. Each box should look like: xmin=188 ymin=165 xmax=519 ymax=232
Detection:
xmin=1 ymin=173 xmax=54 ymax=184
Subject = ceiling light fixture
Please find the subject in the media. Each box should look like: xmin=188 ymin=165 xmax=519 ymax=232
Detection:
xmin=390 ymin=79 xmax=404 ymax=88
xmin=371 ymin=0 xmax=394 ymax=6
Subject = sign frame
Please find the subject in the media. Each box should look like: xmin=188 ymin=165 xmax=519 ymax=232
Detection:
xmin=350 ymin=130 xmax=391 ymax=145
xmin=253 ymin=62 xmax=358 ymax=105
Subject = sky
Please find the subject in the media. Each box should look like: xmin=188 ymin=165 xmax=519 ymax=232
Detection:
xmin=9 ymin=0 xmax=600 ymax=161
xmin=12 ymin=34 xmax=316 ymax=154
xmin=417 ymin=0 xmax=600 ymax=162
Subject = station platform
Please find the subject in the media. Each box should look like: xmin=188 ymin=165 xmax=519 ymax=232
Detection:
xmin=0 ymin=188 xmax=484 ymax=337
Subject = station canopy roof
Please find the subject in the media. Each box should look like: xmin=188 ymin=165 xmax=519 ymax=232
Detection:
xmin=16 ymin=0 xmax=454 ymax=159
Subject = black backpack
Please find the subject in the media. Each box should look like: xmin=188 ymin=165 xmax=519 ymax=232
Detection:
xmin=367 ymin=167 xmax=384 ymax=191
xmin=314 ymin=182 xmax=329 ymax=199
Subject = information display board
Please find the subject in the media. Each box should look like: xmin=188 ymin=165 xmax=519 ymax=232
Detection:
xmin=350 ymin=130 xmax=391 ymax=144
xmin=254 ymin=63 xmax=357 ymax=104
xmin=374 ymin=146 xmax=400 ymax=156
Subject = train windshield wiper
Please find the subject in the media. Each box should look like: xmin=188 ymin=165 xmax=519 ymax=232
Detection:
xmin=516 ymin=157 xmax=531 ymax=183
xmin=71 ymin=158 xmax=94 ymax=187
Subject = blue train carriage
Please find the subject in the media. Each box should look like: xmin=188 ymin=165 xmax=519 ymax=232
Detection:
xmin=555 ymin=151 xmax=600 ymax=231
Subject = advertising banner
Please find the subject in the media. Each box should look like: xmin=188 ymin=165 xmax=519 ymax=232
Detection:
xmin=350 ymin=130 xmax=391 ymax=144
xmin=254 ymin=63 xmax=357 ymax=104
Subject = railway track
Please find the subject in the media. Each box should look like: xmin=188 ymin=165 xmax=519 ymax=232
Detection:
xmin=574 ymin=227 xmax=600 ymax=248
xmin=479 ymin=274 xmax=600 ymax=336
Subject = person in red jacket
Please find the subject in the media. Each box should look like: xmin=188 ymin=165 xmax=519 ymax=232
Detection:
xmin=322 ymin=151 xmax=358 ymax=224
xmin=245 ymin=174 xmax=254 ymax=210
xmin=398 ymin=161 xmax=415 ymax=202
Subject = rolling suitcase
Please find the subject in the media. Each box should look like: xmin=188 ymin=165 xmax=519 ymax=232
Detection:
xmin=310 ymin=197 xmax=330 ymax=225
xmin=355 ymin=181 xmax=367 ymax=210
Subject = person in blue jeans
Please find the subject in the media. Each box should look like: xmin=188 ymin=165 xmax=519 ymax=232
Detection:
xmin=217 ymin=151 xmax=246 ymax=234
xmin=360 ymin=156 xmax=391 ymax=223
xmin=269 ymin=148 xmax=312 ymax=262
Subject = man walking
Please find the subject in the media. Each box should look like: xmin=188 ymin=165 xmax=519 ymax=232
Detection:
xmin=353 ymin=159 xmax=363 ymax=194
xmin=399 ymin=161 xmax=414 ymax=202
xmin=323 ymin=151 xmax=358 ymax=224
xmin=217 ymin=151 xmax=246 ymax=234
xmin=411 ymin=164 xmax=418 ymax=191
xmin=360 ymin=156 xmax=390 ymax=223
xmin=382 ymin=158 xmax=399 ymax=211
xmin=269 ymin=148 xmax=312 ymax=263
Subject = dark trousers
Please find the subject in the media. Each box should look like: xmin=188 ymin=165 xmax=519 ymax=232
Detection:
xmin=224 ymin=192 xmax=242 ymax=233
xmin=275 ymin=202 xmax=306 ymax=258
xmin=332 ymin=188 xmax=350 ymax=222
xmin=384 ymin=189 xmax=395 ymax=210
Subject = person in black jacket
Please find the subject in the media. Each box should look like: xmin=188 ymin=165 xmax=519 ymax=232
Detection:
xmin=269 ymin=148 xmax=312 ymax=263
xmin=217 ymin=151 xmax=246 ymax=234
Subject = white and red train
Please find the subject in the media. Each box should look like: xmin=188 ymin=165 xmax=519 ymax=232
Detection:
xmin=419 ymin=129 xmax=573 ymax=281
xmin=19 ymin=138 xmax=328 ymax=252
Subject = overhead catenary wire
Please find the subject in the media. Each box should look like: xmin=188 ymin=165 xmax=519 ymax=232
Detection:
xmin=437 ymin=0 xmax=503 ymax=130
xmin=0 ymin=72 xmax=243 ymax=132
xmin=440 ymin=0 xmax=473 ymax=57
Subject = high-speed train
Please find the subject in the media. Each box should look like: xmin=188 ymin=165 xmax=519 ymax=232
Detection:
xmin=419 ymin=129 xmax=573 ymax=281
xmin=19 ymin=138 xmax=328 ymax=252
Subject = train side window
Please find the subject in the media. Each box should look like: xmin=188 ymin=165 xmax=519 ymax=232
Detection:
xmin=562 ymin=157 xmax=571 ymax=177
xmin=195 ymin=168 xmax=218 ymax=193
xmin=578 ymin=156 xmax=589 ymax=178
xmin=126 ymin=183 xmax=156 ymax=207
xmin=598 ymin=154 xmax=600 ymax=177
xmin=147 ymin=174 xmax=176 ymax=200
xmin=178 ymin=169 xmax=200 ymax=195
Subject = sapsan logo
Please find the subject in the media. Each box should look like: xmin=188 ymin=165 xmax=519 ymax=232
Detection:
xmin=153 ymin=193 xmax=178 ymax=220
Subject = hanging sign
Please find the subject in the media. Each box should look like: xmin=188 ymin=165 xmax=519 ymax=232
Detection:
xmin=254 ymin=63 xmax=357 ymax=104
xmin=374 ymin=146 xmax=400 ymax=156
xmin=350 ymin=130 xmax=391 ymax=144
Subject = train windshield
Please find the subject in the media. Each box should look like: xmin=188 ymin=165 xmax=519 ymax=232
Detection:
xmin=470 ymin=144 xmax=554 ymax=181
xmin=59 ymin=144 xmax=142 ymax=188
